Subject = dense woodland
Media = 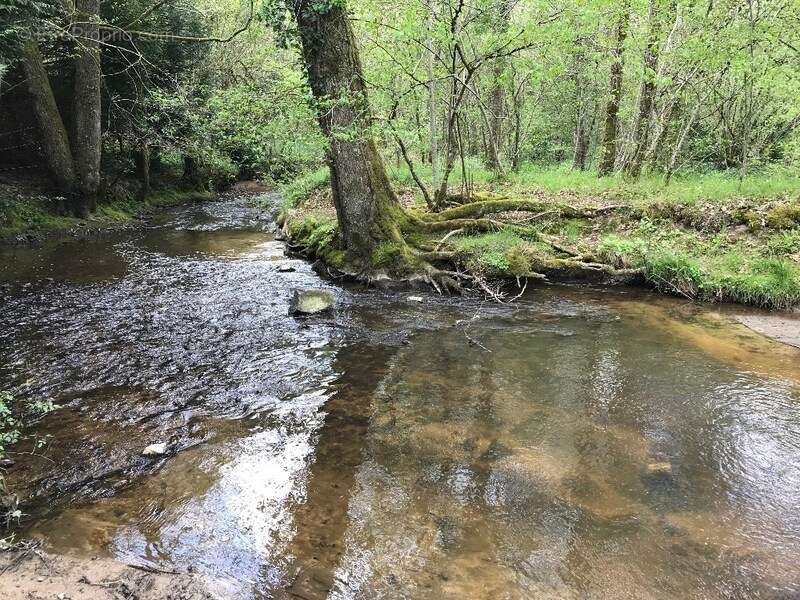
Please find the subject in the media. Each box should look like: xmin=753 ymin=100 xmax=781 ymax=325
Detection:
xmin=2 ymin=0 xmax=800 ymax=302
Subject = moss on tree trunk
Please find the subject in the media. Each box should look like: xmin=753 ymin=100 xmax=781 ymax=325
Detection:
xmin=20 ymin=41 xmax=76 ymax=196
xmin=295 ymin=1 xmax=406 ymax=264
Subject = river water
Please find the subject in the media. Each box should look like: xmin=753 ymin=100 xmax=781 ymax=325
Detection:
xmin=1 ymin=194 xmax=799 ymax=599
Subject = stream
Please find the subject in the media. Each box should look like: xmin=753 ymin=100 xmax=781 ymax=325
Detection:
xmin=1 ymin=192 xmax=799 ymax=599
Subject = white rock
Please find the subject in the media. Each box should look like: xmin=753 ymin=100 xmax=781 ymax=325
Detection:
xmin=142 ymin=442 xmax=168 ymax=457
xmin=407 ymin=296 xmax=424 ymax=303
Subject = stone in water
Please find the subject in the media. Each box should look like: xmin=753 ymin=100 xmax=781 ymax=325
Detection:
xmin=289 ymin=289 xmax=334 ymax=315
xmin=142 ymin=442 xmax=168 ymax=456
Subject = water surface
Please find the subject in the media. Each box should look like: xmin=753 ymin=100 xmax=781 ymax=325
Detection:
xmin=1 ymin=194 xmax=799 ymax=599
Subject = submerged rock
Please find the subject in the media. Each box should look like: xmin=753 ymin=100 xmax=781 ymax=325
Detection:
xmin=289 ymin=289 xmax=334 ymax=315
xmin=142 ymin=442 xmax=168 ymax=457
xmin=646 ymin=461 xmax=673 ymax=477
xmin=277 ymin=264 xmax=296 ymax=273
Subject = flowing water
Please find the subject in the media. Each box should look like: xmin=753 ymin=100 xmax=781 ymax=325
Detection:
xmin=1 ymin=193 xmax=799 ymax=599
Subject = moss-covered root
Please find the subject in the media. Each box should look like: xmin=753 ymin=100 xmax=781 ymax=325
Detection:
xmin=419 ymin=199 xmax=623 ymax=223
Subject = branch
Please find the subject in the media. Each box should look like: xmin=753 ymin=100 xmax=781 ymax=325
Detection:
xmin=99 ymin=0 xmax=254 ymax=44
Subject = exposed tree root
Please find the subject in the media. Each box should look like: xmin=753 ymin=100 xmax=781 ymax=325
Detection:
xmin=410 ymin=217 xmax=507 ymax=233
xmin=285 ymin=195 xmax=640 ymax=300
xmin=418 ymin=199 xmax=624 ymax=222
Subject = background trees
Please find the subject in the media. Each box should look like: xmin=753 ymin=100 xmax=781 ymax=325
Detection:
xmin=1 ymin=0 xmax=799 ymax=219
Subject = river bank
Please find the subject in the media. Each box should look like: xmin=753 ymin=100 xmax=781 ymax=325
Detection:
xmin=273 ymin=166 xmax=800 ymax=310
xmin=0 ymin=545 xmax=210 ymax=600
xmin=0 ymin=178 xmax=217 ymax=246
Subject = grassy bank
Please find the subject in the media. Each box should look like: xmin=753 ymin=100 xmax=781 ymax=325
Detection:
xmin=0 ymin=184 xmax=213 ymax=242
xmin=277 ymin=163 xmax=800 ymax=309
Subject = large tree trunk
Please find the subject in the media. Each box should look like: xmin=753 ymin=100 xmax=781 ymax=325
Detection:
xmin=70 ymin=0 xmax=102 ymax=216
xmin=20 ymin=41 xmax=76 ymax=195
xmin=485 ymin=1 xmax=510 ymax=173
xmin=295 ymin=0 xmax=402 ymax=260
xmin=597 ymin=5 xmax=629 ymax=177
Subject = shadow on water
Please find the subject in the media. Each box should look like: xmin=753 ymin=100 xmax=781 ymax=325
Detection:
xmin=273 ymin=344 xmax=396 ymax=599
xmin=1 ymin=194 xmax=800 ymax=599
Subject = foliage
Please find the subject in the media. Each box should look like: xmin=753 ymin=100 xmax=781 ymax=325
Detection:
xmin=202 ymin=84 xmax=325 ymax=180
xmin=0 ymin=0 xmax=58 ymax=58
xmin=281 ymin=167 xmax=330 ymax=208
xmin=0 ymin=390 xmax=55 ymax=453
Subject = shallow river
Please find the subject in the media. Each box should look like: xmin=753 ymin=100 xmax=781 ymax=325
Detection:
xmin=1 ymin=194 xmax=799 ymax=599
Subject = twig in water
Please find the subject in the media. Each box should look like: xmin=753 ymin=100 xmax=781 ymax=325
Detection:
xmin=508 ymin=277 xmax=528 ymax=303
xmin=456 ymin=304 xmax=491 ymax=352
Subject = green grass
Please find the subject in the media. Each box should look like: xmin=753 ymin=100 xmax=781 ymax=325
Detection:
xmin=506 ymin=163 xmax=800 ymax=204
xmin=0 ymin=186 xmax=212 ymax=240
xmin=452 ymin=230 xmax=555 ymax=277
xmin=597 ymin=230 xmax=800 ymax=308
xmin=0 ymin=195 xmax=78 ymax=238
xmin=766 ymin=230 xmax=800 ymax=256
xmin=283 ymin=160 xmax=800 ymax=209
xmin=280 ymin=167 xmax=330 ymax=208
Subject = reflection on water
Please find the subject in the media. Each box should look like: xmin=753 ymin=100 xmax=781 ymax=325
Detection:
xmin=1 ymin=196 xmax=799 ymax=599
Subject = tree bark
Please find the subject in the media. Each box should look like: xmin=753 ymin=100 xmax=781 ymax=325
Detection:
xmin=71 ymin=0 xmax=102 ymax=216
xmin=295 ymin=0 xmax=403 ymax=260
xmin=20 ymin=41 xmax=76 ymax=195
xmin=573 ymin=106 xmax=596 ymax=171
xmin=182 ymin=155 xmax=201 ymax=188
xmin=665 ymin=102 xmax=699 ymax=184
xmin=135 ymin=142 xmax=150 ymax=197
xmin=597 ymin=5 xmax=629 ymax=177
xmin=426 ymin=0 xmax=438 ymax=188
xmin=486 ymin=60 xmax=505 ymax=172
xmin=625 ymin=0 xmax=660 ymax=179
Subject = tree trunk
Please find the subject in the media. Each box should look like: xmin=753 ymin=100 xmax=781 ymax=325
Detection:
xmin=20 ymin=41 xmax=76 ymax=195
xmin=295 ymin=0 xmax=403 ymax=260
xmin=135 ymin=142 xmax=150 ymax=197
xmin=182 ymin=155 xmax=201 ymax=188
xmin=665 ymin=103 xmax=699 ymax=184
xmin=485 ymin=1 xmax=510 ymax=173
xmin=625 ymin=0 xmax=659 ymax=179
xmin=71 ymin=0 xmax=102 ymax=216
xmin=486 ymin=61 xmax=505 ymax=172
xmin=573 ymin=107 xmax=596 ymax=171
xmin=426 ymin=0 xmax=438 ymax=188
xmin=597 ymin=5 xmax=629 ymax=177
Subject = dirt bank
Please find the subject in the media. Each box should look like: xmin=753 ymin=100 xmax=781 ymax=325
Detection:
xmin=0 ymin=546 xmax=214 ymax=600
